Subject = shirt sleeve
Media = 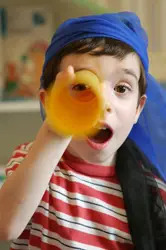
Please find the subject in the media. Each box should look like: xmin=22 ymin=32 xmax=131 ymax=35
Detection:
xmin=5 ymin=143 xmax=33 ymax=249
xmin=5 ymin=142 xmax=33 ymax=177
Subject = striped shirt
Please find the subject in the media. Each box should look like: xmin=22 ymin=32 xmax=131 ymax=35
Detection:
xmin=5 ymin=142 xmax=166 ymax=250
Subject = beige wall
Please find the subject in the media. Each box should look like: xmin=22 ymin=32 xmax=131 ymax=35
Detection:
xmin=0 ymin=112 xmax=41 ymax=164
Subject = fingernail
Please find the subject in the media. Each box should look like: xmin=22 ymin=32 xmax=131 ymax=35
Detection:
xmin=67 ymin=65 xmax=73 ymax=73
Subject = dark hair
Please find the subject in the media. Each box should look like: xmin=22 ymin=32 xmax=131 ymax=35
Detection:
xmin=42 ymin=37 xmax=146 ymax=97
xmin=117 ymin=138 xmax=166 ymax=249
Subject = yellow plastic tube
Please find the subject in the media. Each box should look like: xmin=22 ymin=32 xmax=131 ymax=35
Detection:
xmin=44 ymin=70 xmax=104 ymax=137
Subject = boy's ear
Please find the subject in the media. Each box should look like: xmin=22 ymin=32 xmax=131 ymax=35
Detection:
xmin=134 ymin=94 xmax=147 ymax=124
xmin=39 ymin=89 xmax=47 ymax=106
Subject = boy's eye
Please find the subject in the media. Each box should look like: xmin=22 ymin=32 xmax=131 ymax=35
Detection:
xmin=114 ymin=84 xmax=131 ymax=94
xmin=72 ymin=83 xmax=88 ymax=91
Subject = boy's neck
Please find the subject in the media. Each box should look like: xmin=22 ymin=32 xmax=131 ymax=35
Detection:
xmin=66 ymin=148 xmax=117 ymax=167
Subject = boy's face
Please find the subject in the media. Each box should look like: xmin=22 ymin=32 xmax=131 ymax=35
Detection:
xmin=60 ymin=51 xmax=146 ymax=166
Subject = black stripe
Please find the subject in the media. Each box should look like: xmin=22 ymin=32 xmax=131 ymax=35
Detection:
xmin=31 ymin=226 xmax=85 ymax=250
xmin=12 ymin=241 xmax=28 ymax=247
xmin=38 ymin=204 xmax=131 ymax=243
xmin=54 ymin=169 xmax=122 ymax=192
xmin=49 ymin=186 xmax=126 ymax=218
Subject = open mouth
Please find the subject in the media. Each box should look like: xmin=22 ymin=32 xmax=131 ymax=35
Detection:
xmin=87 ymin=124 xmax=113 ymax=150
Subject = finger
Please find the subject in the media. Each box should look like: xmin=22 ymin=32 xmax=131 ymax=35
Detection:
xmin=56 ymin=65 xmax=75 ymax=85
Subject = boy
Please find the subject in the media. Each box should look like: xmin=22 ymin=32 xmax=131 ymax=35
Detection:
xmin=0 ymin=12 xmax=166 ymax=250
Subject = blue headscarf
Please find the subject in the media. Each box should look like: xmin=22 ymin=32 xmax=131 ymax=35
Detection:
xmin=40 ymin=12 xmax=166 ymax=181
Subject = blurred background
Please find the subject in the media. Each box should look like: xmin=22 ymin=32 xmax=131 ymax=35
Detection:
xmin=0 ymin=0 xmax=166 ymax=248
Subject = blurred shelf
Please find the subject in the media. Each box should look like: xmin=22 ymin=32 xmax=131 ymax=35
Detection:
xmin=0 ymin=100 xmax=40 ymax=113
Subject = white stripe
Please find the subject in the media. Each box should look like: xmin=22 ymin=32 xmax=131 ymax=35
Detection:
xmin=12 ymin=149 xmax=27 ymax=155
xmin=6 ymin=170 xmax=12 ymax=177
xmin=38 ymin=201 xmax=132 ymax=243
xmin=11 ymin=144 xmax=31 ymax=156
xmin=11 ymin=239 xmax=28 ymax=250
xmin=11 ymin=243 xmax=40 ymax=250
xmin=155 ymin=178 xmax=166 ymax=192
xmin=6 ymin=157 xmax=24 ymax=168
xmin=158 ymin=183 xmax=166 ymax=192
xmin=56 ymin=165 xmax=121 ymax=190
xmin=26 ymin=222 xmax=32 ymax=230
xmin=20 ymin=142 xmax=33 ymax=151
xmin=31 ymin=222 xmax=105 ymax=250
xmin=49 ymin=183 xmax=127 ymax=222
xmin=54 ymin=167 xmax=123 ymax=198
xmin=148 ymin=176 xmax=166 ymax=193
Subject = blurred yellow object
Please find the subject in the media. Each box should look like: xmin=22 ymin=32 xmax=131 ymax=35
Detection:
xmin=45 ymin=70 xmax=104 ymax=137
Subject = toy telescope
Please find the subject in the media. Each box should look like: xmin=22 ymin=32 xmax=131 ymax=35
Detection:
xmin=45 ymin=70 xmax=104 ymax=137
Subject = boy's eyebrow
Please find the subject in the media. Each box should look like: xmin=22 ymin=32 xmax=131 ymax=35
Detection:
xmin=121 ymin=68 xmax=139 ymax=81
xmin=75 ymin=67 xmax=95 ymax=74
xmin=75 ymin=67 xmax=87 ymax=72
xmin=75 ymin=67 xmax=100 ymax=79
xmin=74 ymin=67 xmax=139 ymax=81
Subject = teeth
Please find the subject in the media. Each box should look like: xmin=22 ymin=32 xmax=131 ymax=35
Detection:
xmin=95 ymin=125 xmax=108 ymax=130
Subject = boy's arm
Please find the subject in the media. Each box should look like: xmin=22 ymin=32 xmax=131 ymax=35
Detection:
xmin=0 ymin=121 xmax=72 ymax=240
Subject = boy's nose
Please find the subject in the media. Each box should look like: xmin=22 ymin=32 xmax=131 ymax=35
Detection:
xmin=105 ymin=103 xmax=111 ymax=113
xmin=102 ymin=84 xmax=112 ymax=113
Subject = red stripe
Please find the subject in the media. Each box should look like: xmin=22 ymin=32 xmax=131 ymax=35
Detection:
xmin=6 ymin=164 xmax=19 ymax=175
xmin=159 ymin=188 xmax=166 ymax=203
xmin=7 ymin=153 xmax=24 ymax=166
xmin=6 ymin=145 xmax=29 ymax=175
xmin=51 ymin=174 xmax=124 ymax=209
xmin=42 ymin=190 xmax=129 ymax=233
xmin=59 ymin=161 xmax=121 ymax=185
xmin=18 ymin=229 xmax=30 ymax=239
xmin=14 ymin=144 xmax=24 ymax=150
xmin=30 ymin=234 xmax=61 ymax=250
xmin=154 ymin=176 xmax=166 ymax=203
xmin=12 ymin=152 xmax=27 ymax=158
xmin=32 ymin=210 xmax=132 ymax=250
xmin=12 ymin=142 xmax=30 ymax=152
